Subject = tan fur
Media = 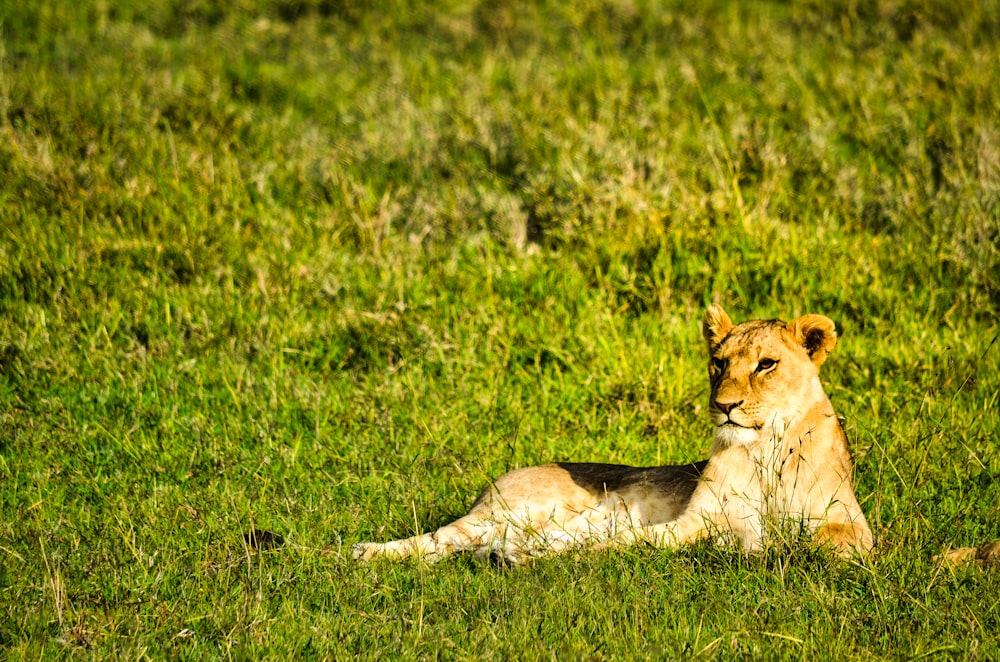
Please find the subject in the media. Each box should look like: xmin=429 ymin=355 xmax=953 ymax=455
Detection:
xmin=936 ymin=539 xmax=1000 ymax=565
xmin=352 ymin=305 xmax=873 ymax=564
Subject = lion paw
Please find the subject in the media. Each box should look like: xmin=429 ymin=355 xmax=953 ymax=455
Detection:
xmin=351 ymin=542 xmax=382 ymax=562
xmin=935 ymin=540 xmax=1000 ymax=566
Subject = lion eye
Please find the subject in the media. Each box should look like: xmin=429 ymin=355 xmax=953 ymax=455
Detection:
xmin=711 ymin=357 xmax=726 ymax=372
xmin=756 ymin=358 xmax=778 ymax=372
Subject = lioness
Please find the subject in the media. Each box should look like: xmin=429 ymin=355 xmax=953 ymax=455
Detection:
xmin=352 ymin=305 xmax=873 ymax=564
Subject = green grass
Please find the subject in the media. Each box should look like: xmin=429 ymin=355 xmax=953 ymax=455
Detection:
xmin=1 ymin=0 xmax=999 ymax=658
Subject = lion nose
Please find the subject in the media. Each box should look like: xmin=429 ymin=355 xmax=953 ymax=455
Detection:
xmin=715 ymin=400 xmax=742 ymax=415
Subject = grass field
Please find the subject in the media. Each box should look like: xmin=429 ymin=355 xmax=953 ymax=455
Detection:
xmin=2 ymin=0 xmax=999 ymax=658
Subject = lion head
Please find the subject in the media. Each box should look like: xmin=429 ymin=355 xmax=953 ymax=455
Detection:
xmin=701 ymin=304 xmax=839 ymax=450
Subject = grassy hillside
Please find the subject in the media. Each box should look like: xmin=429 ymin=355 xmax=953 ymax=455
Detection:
xmin=1 ymin=0 xmax=998 ymax=658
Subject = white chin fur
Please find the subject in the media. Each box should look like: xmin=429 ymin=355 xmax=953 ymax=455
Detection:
xmin=714 ymin=424 xmax=760 ymax=447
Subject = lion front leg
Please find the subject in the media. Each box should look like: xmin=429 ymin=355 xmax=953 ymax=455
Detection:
xmin=812 ymin=520 xmax=874 ymax=558
xmin=935 ymin=539 xmax=1000 ymax=565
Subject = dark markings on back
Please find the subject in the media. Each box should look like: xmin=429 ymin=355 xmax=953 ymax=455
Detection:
xmin=555 ymin=460 xmax=708 ymax=498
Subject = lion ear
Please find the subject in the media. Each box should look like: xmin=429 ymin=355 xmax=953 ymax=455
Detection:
xmin=703 ymin=304 xmax=734 ymax=352
xmin=786 ymin=314 xmax=837 ymax=366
